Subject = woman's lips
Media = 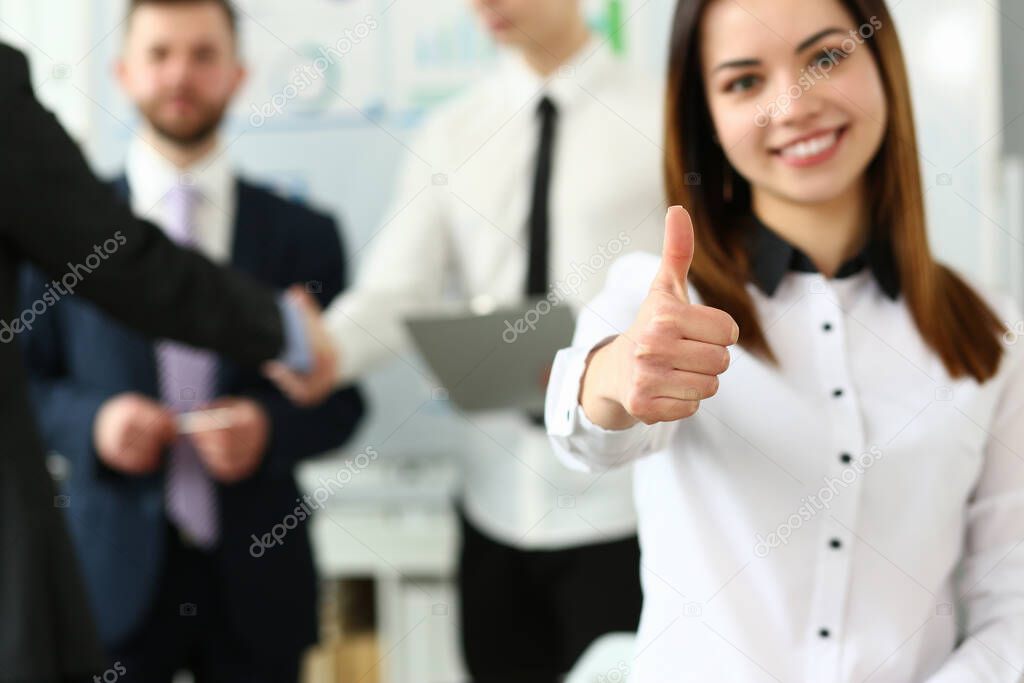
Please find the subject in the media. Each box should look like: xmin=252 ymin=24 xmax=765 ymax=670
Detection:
xmin=772 ymin=126 xmax=848 ymax=168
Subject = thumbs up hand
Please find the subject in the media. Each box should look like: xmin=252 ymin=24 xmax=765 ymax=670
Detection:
xmin=579 ymin=207 xmax=739 ymax=430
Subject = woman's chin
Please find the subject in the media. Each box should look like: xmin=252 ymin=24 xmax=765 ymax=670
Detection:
xmin=762 ymin=173 xmax=863 ymax=207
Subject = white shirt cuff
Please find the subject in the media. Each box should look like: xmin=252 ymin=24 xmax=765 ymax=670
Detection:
xmin=545 ymin=341 xmax=658 ymax=471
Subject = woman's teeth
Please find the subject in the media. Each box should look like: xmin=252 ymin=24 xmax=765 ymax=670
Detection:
xmin=779 ymin=130 xmax=840 ymax=160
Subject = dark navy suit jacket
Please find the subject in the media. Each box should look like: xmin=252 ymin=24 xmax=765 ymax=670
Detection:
xmin=18 ymin=176 xmax=365 ymax=658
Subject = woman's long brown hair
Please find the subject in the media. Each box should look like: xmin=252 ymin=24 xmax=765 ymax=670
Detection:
xmin=664 ymin=0 xmax=1007 ymax=382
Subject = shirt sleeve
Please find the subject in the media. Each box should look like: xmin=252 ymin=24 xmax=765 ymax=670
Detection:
xmin=545 ymin=252 xmax=677 ymax=472
xmin=322 ymin=119 xmax=450 ymax=384
xmin=926 ymin=329 xmax=1024 ymax=682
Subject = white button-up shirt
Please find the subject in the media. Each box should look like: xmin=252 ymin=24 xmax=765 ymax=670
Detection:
xmin=324 ymin=38 xmax=665 ymax=549
xmin=125 ymin=137 xmax=235 ymax=264
xmin=546 ymin=243 xmax=1024 ymax=681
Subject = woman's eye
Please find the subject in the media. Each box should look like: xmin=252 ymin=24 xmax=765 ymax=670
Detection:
xmin=811 ymin=48 xmax=849 ymax=70
xmin=727 ymin=75 xmax=761 ymax=93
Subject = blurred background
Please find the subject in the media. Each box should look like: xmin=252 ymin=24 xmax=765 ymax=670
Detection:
xmin=1 ymin=0 xmax=1021 ymax=681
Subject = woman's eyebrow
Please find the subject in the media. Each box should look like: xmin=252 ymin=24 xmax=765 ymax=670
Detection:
xmin=712 ymin=58 xmax=761 ymax=73
xmin=795 ymin=27 xmax=846 ymax=52
xmin=712 ymin=27 xmax=849 ymax=73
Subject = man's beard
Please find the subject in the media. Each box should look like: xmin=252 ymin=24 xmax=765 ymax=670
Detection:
xmin=139 ymin=94 xmax=228 ymax=148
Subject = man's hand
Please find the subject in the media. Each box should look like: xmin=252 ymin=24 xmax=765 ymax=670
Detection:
xmin=93 ymin=393 xmax=176 ymax=474
xmin=579 ymin=206 xmax=739 ymax=430
xmin=189 ymin=397 xmax=270 ymax=484
xmin=263 ymin=285 xmax=338 ymax=407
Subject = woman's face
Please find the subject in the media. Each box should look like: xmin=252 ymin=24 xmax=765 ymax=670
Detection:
xmin=699 ymin=0 xmax=888 ymax=206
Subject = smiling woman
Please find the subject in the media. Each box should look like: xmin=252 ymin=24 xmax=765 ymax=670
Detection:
xmin=546 ymin=0 xmax=1024 ymax=681
xmin=665 ymin=0 xmax=1005 ymax=382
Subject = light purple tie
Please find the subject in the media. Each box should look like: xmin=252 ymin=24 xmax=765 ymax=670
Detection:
xmin=158 ymin=183 xmax=219 ymax=548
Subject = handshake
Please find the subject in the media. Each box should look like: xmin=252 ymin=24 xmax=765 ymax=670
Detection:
xmin=262 ymin=284 xmax=342 ymax=407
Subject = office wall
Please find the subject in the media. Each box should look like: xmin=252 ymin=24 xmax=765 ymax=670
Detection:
xmin=1001 ymin=0 xmax=1024 ymax=158
xmin=1000 ymin=0 xmax=1024 ymax=302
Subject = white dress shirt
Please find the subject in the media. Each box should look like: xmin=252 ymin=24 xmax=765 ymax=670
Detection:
xmin=546 ymin=236 xmax=1024 ymax=681
xmin=324 ymin=38 xmax=666 ymax=549
xmin=126 ymin=137 xmax=235 ymax=264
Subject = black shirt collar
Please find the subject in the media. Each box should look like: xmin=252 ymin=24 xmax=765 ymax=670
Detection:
xmin=744 ymin=214 xmax=900 ymax=300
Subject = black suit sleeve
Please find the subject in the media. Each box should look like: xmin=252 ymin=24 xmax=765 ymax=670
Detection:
xmin=0 ymin=45 xmax=283 ymax=365
xmin=243 ymin=213 xmax=365 ymax=479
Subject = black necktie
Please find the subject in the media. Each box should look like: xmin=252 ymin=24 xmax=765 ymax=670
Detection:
xmin=526 ymin=97 xmax=558 ymax=426
xmin=526 ymin=96 xmax=558 ymax=297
